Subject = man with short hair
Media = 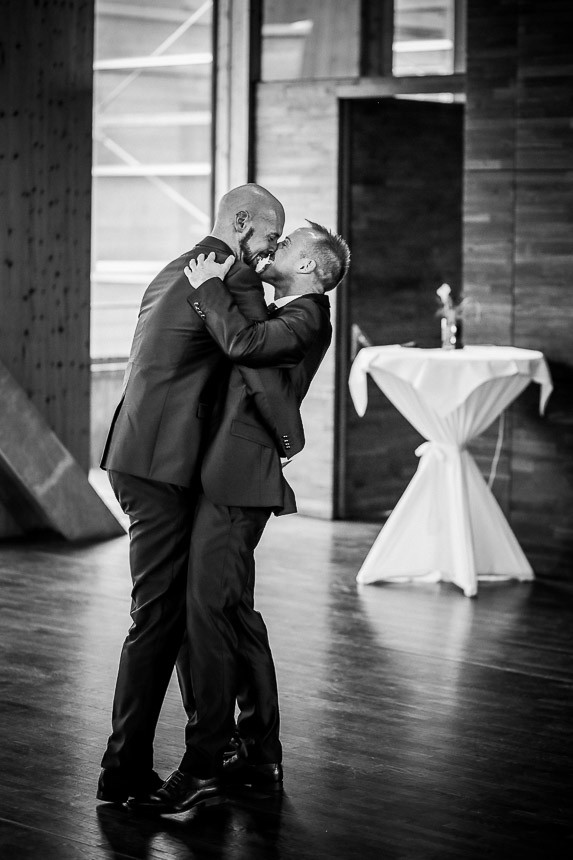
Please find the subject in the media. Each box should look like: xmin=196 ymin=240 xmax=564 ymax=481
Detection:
xmin=132 ymin=221 xmax=350 ymax=814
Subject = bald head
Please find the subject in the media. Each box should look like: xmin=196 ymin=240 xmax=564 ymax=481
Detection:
xmin=212 ymin=183 xmax=285 ymax=269
xmin=215 ymin=184 xmax=285 ymax=226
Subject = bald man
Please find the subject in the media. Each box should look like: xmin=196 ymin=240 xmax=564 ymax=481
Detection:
xmin=97 ymin=185 xmax=324 ymax=807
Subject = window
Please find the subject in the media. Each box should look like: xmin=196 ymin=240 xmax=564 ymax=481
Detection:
xmin=91 ymin=0 xmax=213 ymax=360
xmin=260 ymin=0 xmax=361 ymax=81
xmin=393 ymin=0 xmax=465 ymax=77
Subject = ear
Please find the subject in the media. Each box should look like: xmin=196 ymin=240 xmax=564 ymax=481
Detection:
xmin=297 ymin=258 xmax=317 ymax=274
xmin=234 ymin=210 xmax=249 ymax=232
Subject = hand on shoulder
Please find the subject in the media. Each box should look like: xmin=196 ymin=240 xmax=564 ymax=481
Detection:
xmin=184 ymin=252 xmax=235 ymax=289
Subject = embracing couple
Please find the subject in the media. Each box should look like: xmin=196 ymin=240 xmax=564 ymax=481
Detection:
xmin=96 ymin=183 xmax=350 ymax=815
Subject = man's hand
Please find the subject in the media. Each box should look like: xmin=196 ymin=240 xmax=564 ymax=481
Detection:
xmin=184 ymin=252 xmax=235 ymax=289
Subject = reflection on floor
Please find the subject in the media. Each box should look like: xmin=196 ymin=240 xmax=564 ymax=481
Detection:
xmin=0 ymin=508 xmax=572 ymax=859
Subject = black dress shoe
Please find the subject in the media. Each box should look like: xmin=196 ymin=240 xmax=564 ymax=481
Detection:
xmin=96 ymin=768 xmax=163 ymax=804
xmin=128 ymin=769 xmax=223 ymax=814
xmin=223 ymin=759 xmax=283 ymax=792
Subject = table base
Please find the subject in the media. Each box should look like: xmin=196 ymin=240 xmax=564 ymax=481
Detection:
xmin=356 ymin=447 xmax=534 ymax=598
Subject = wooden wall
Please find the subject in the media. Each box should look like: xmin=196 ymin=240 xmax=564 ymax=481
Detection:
xmin=3 ymin=0 xmax=568 ymax=564
xmin=463 ymin=0 xmax=573 ymax=577
xmin=254 ymin=1 xmax=573 ymax=577
xmin=0 ymin=0 xmax=94 ymax=536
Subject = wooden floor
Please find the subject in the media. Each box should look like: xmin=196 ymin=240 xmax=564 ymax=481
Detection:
xmin=1 ymin=488 xmax=572 ymax=859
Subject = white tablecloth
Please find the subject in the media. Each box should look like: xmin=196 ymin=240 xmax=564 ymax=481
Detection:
xmin=348 ymin=345 xmax=553 ymax=597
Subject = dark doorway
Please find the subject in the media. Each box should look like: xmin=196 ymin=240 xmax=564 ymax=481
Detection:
xmin=336 ymin=97 xmax=464 ymax=520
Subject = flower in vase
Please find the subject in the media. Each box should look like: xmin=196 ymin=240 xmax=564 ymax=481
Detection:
xmin=436 ymin=283 xmax=480 ymax=323
xmin=435 ymin=283 xmax=481 ymax=350
xmin=436 ymin=282 xmax=453 ymax=307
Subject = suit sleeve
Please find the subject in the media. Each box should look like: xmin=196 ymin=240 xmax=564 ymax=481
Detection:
xmin=188 ymin=277 xmax=319 ymax=368
xmin=220 ymin=266 xmax=303 ymax=457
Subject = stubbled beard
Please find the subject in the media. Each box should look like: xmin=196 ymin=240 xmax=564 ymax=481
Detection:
xmin=239 ymin=228 xmax=256 ymax=264
xmin=240 ymin=229 xmax=275 ymax=274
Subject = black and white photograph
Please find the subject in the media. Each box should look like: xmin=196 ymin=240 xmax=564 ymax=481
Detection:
xmin=1 ymin=1 xmax=572 ymax=858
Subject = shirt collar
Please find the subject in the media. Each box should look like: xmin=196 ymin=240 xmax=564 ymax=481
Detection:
xmin=270 ymin=294 xmax=304 ymax=309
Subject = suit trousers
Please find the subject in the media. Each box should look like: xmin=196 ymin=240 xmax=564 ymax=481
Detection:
xmin=179 ymin=495 xmax=282 ymax=776
xmin=101 ymin=470 xmax=197 ymax=777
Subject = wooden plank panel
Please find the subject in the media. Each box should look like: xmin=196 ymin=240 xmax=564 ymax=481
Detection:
xmin=462 ymin=170 xmax=515 ymax=346
xmin=512 ymin=168 xmax=573 ymax=576
xmin=463 ymin=0 xmax=518 ymax=353
xmin=462 ymin=0 xmax=518 ymax=357
xmin=360 ymin=0 xmax=393 ymax=77
xmin=0 ymin=0 xmax=94 ymax=469
xmin=0 ymin=517 xmax=573 ymax=856
xmin=509 ymin=1 xmax=573 ymax=577
xmin=463 ymin=0 xmax=519 ymax=518
xmin=516 ymin=1 xmax=573 ymax=170
xmin=255 ymin=80 xmax=340 ymax=220
xmin=0 ymin=0 xmax=95 ymax=535
xmin=510 ymin=380 xmax=573 ymax=579
xmin=464 ymin=0 xmax=518 ymax=169
xmin=464 ymin=0 xmax=573 ymax=576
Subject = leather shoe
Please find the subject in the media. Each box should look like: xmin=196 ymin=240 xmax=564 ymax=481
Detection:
xmin=222 ymin=732 xmax=283 ymax=792
xmin=96 ymin=768 xmax=163 ymax=804
xmin=128 ymin=769 xmax=222 ymax=814
xmin=223 ymin=759 xmax=283 ymax=792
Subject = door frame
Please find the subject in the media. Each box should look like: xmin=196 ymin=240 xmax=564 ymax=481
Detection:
xmin=333 ymin=82 xmax=466 ymax=519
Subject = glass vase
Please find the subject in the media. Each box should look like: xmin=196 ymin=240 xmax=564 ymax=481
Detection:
xmin=441 ymin=316 xmax=463 ymax=350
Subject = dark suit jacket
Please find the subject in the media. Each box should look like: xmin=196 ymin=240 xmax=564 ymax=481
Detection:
xmin=189 ymin=276 xmax=328 ymax=369
xmin=199 ymin=295 xmax=332 ymax=514
xmin=100 ymin=237 xmax=322 ymax=487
